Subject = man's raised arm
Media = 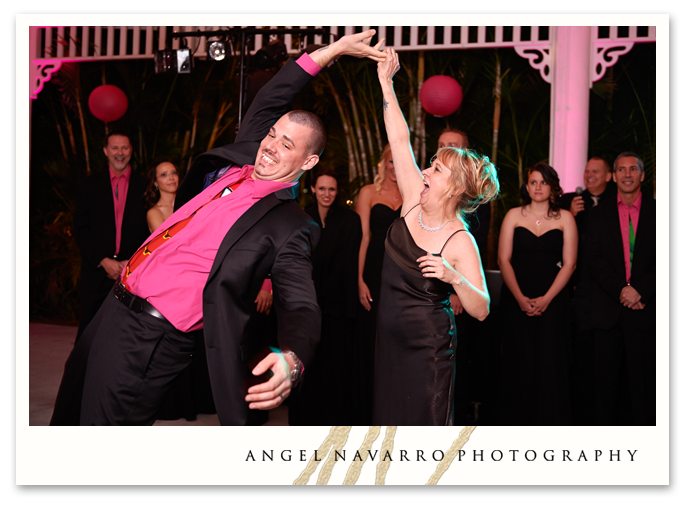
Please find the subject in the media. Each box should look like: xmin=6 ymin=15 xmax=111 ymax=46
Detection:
xmin=308 ymin=29 xmax=386 ymax=68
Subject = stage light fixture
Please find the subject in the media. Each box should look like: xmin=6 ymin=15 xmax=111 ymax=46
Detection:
xmin=154 ymin=48 xmax=192 ymax=74
xmin=207 ymin=40 xmax=227 ymax=61
xmin=176 ymin=48 xmax=191 ymax=73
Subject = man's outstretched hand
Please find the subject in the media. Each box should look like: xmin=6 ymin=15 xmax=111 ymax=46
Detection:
xmin=309 ymin=29 xmax=386 ymax=68
xmin=245 ymin=350 xmax=294 ymax=410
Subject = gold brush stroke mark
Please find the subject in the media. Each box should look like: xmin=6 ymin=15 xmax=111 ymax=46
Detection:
xmin=375 ymin=426 xmax=397 ymax=485
xmin=293 ymin=425 xmax=476 ymax=485
xmin=426 ymin=425 xmax=477 ymax=485
xmin=316 ymin=426 xmax=352 ymax=485
xmin=343 ymin=426 xmax=381 ymax=485
xmin=293 ymin=426 xmax=352 ymax=485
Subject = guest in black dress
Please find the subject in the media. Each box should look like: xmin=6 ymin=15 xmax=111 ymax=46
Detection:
xmin=289 ymin=168 xmax=362 ymax=425
xmin=372 ymin=49 xmax=500 ymax=425
xmin=497 ymin=162 xmax=578 ymax=425
xmin=354 ymin=143 xmax=402 ymax=424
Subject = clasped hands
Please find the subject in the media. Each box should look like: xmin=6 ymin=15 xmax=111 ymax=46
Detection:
xmin=100 ymin=257 xmax=128 ymax=280
xmin=620 ymin=285 xmax=645 ymax=310
xmin=517 ymin=295 xmax=551 ymax=317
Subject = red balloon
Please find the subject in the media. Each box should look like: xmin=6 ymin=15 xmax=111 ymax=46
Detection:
xmin=88 ymin=85 xmax=128 ymax=122
xmin=419 ymin=76 xmax=463 ymax=117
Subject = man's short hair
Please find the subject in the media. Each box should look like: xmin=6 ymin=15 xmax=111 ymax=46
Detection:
xmin=104 ymin=130 xmax=132 ymax=148
xmin=588 ymin=156 xmax=611 ymax=172
xmin=440 ymin=128 xmax=470 ymax=149
xmin=613 ymin=151 xmax=644 ymax=173
xmin=287 ymin=110 xmax=326 ymax=157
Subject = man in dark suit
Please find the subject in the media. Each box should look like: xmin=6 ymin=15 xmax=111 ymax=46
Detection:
xmin=51 ymin=30 xmax=386 ymax=426
xmin=584 ymin=151 xmax=656 ymax=425
xmin=559 ymin=157 xmax=616 ymax=423
xmin=72 ymin=131 xmax=149 ymax=341
xmin=560 ymin=156 xmax=616 ymax=260
xmin=438 ymin=128 xmax=492 ymax=424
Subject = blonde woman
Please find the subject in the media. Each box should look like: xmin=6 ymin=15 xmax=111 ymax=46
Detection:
xmin=374 ymin=48 xmax=499 ymax=425
xmin=353 ymin=144 xmax=402 ymax=424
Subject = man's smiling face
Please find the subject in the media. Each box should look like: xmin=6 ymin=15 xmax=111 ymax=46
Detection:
xmin=253 ymin=115 xmax=318 ymax=183
xmin=583 ymin=158 xmax=611 ymax=195
xmin=103 ymin=135 xmax=132 ymax=174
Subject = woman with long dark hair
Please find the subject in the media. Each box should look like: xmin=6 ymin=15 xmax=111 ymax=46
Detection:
xmin=288 ymin=167 xmax=362 ymax=425
xmin=497 ymin=162 xmax=578 ymax=425
xmin=144 ymin=157 xmax=179 ymax=233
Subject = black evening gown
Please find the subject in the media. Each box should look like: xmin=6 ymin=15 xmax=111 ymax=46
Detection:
xmin=499 ymin=227 xmax=573 ymax=425
xmin=373 ymin=213 xmax=465 ymax=426
xmin=355 ymin=203 xmax=400 ymax=425
xmin=289 ymin=203 xmax=362 ymax=426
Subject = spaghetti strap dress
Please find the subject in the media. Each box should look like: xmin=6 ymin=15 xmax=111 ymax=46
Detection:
xmin=373 ymin=205 xmax=467 ymax=426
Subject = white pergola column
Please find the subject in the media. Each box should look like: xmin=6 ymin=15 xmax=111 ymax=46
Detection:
xmin=549 ymin=26 xmax=592 ymax=193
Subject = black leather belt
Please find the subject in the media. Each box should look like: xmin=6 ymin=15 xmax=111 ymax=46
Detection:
xmin=113 ymin=282 xmax=167 ymax=322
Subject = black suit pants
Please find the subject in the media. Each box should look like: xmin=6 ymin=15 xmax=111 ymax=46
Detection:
xmin=76 ymin=275 xmax=117 ymax=341
xmin=593 ymin=310 xmax=656 ymax=426
xmin=78 ymin=293 xmax=195 ymax=425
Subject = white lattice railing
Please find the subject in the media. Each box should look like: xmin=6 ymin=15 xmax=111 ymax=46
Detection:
xmin=32 ymin=25 xmax=656 ymax=62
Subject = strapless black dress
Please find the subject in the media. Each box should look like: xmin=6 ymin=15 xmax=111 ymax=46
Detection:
xmin=373 ymin=216 xmax=465 ymax=426
xmin=354 ymin=203 xmax=400 ymax=425
xmin=498 ymin=227 xmax=573 ymax=425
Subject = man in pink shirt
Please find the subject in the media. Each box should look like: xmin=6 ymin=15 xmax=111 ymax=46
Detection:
xmin=72 ymin=131 xmax=149 ymax=341
xmin=585 ymin=151 xmax=656 ymax=425
xmin=51 ymin=30 xmax=386 ymax=426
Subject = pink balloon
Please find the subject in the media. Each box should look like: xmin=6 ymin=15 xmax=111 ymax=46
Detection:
xmin=88 ymin=85 xmax=128 ymax=122
xmin=419 ymin=76 xmax=463 ymax=117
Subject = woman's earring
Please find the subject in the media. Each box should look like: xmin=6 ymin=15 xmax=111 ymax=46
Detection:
xmin=154 ymin=185 xmax=159 ymax=190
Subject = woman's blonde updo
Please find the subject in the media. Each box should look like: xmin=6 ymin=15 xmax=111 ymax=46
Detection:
xmin=373 ymin=144 xmax=392 ymax=194
xmin=435 ymin=147 xmax=500 ymax=222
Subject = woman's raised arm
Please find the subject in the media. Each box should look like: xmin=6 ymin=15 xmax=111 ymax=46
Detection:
xmin=377 ymin=49 xmax=424 ymax=211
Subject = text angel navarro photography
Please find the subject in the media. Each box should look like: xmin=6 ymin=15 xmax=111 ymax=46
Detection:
xmin=245 ymin=448 xmax=640 ymax=463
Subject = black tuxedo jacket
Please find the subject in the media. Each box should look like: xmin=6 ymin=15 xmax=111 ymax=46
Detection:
xmin=73 ymin=169 xmax=149 ymax=293
xmin=177 ymin=57 xmax=321 ymax=425
xmin=560 ymin=185 xmax=616 ymax=240
xmin=560 ymin=186 xmax=617 ymax=297
xmin=584 ymin=193 xmax=656 ymax=330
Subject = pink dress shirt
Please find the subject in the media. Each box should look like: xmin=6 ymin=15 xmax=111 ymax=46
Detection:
xmin=123 ymin=52 xmax=319 ymax=330
xmin=109 ymin=165 xmax=131 ymax=256
xmin=617 ymin=192 xmax=642 ymax=283
xmin=123 ymin=165 xmax=295 ymax=332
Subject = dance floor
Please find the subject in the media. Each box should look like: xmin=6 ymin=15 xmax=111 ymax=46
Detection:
xmin=27 ymin=323 xmax=289 ymax=426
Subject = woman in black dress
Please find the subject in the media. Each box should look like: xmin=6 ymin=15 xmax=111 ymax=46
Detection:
xmin=373 ymin=49 xmax=500 ymax=425
xmin=497 ymin=163 xmax=578 ymax=425
xmin=354 ymin=144 xmax=402 ymax=424
xmin=289 ymin=168 xmax=362 ymax=425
